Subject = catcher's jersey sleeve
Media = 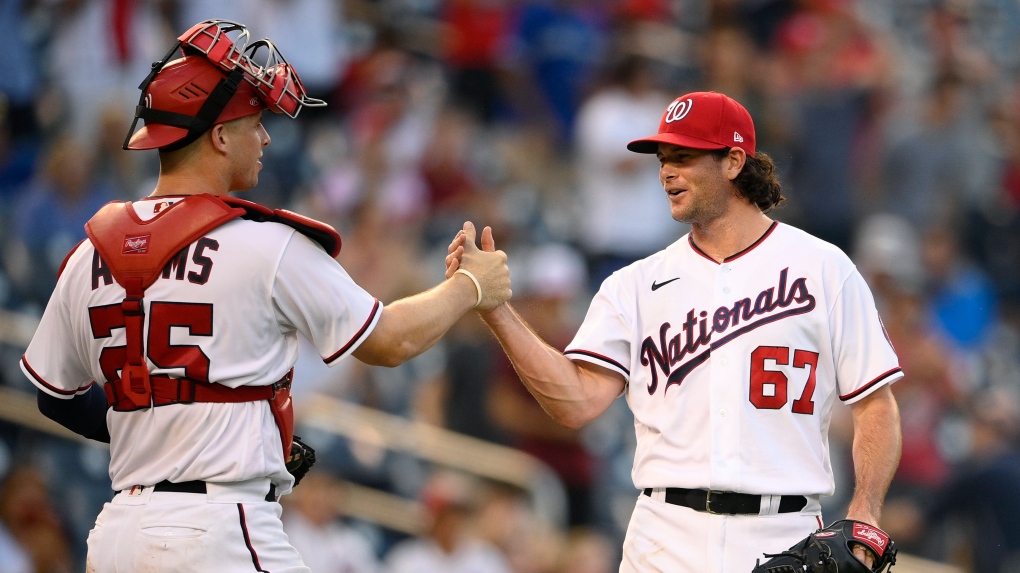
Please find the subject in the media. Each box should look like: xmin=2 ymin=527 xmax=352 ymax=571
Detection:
xmin=272 ymin=231 xmax=381 ymax=366
xmin=21 ymin=244 xmax=96 ymax=397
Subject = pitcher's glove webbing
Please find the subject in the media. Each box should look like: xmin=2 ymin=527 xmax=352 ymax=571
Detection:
xmin=285 ymin=435 xmax=316 ymax=487
xmin=752 ymin=519 xmax=897 ymax=573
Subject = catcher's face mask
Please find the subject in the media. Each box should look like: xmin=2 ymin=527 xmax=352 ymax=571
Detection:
xmin=124 ymin=19 xmax=326 ymax=151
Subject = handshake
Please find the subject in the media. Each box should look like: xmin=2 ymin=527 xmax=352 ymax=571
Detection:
xmin=444 ymin=221 xmax=513 ymax=312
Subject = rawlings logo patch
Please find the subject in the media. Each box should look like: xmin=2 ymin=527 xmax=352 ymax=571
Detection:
xmin=814 ymin=531 xmax=838 ymax=538
xmin=852 ymin=522 xmax=889 ymax=555
xmin=123 ymin=235 xmax=150 ymax=254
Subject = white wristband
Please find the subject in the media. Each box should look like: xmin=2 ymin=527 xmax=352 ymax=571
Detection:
xmin=455 ymin=268 xmax=483 ymax=308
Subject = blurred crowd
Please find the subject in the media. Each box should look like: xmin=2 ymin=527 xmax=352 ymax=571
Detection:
xmin=1 ymin=0 xmax=1019 ymax=571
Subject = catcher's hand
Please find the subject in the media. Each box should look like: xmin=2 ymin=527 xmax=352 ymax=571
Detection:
xmin=285 ymin=435 xmax=317 ymax=487
xmin=752 ymin=520 xmax=897 ymax=573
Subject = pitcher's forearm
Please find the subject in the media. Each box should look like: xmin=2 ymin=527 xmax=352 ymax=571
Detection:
xmin=846 ymin=386 xmax=902 ymax=524
xmin=481 ymin=304 xmax=623 ymax=429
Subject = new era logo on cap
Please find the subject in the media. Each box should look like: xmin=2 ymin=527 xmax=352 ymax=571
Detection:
xmin=627 ymin=91 xmax=756 ymax=157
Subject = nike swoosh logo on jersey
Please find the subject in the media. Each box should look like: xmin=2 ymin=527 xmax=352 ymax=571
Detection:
xmin=651 ymin=277 xmax=681 ymax=291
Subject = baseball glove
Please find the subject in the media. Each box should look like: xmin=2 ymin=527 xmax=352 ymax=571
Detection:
xmin=752 ymin=520 xmax=897 ymax=573
xmin=285 ymin=435 xmax=317 ymax=487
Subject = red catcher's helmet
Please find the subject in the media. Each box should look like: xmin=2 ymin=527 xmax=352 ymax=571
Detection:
xmin=126 ymin=55 xmax=266 ymax=150
xmin=124 ymin=20 xmax=326 ymax=151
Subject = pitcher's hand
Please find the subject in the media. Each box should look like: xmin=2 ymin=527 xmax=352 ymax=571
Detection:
xmin=448 ymin=222 xmax=511 ymax=311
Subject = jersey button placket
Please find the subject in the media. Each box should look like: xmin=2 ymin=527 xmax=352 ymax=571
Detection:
xmin=710 ymin=265 xmax=733 ymax=486
xmin=712 ymin=262 xmax=742 ymax=488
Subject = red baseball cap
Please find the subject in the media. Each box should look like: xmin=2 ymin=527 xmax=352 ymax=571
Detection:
xmin=627 ymin=91 xmax=756 ymax=157
xmin=127 ymin=55 xmax=267 ymax=150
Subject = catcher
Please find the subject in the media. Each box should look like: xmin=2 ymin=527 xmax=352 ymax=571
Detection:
xmin=22 ymin=20 xmax=509 ymax=572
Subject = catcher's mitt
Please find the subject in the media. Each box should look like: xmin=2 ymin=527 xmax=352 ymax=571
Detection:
xmin=285 ymin=435 xmax=317 ymax=487
xmin=752 ymin=520 xmax=897 ymax=573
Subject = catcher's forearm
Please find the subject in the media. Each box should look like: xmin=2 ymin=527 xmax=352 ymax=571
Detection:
xmin=353 ymin=275 xmax=478 ymax=367
xmin=846 ymin=385 xmax=901 ymax=524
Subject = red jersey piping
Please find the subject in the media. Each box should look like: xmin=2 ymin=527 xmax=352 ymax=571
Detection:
xmin=840 ymin=367 xmax=903 ymax=401
xmin=21 ymin=355 xmax=95 ymax=396
xmin=324 ymin=299 xmax=381 ymax=364
xmin=688 ymin=221 xmax=779 ymax=264
xmin=564 ymin=349 xmax=630 ymax=375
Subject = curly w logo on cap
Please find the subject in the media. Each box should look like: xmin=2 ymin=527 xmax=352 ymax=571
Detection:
xmin=664 ymin=98 xmax=694 ymax=123
xmin=627 ymin=91 xmax=756 ymax=157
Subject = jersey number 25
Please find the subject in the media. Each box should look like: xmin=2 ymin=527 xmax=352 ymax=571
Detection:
xmin=88 ymin=302 xmax=213 ymax=384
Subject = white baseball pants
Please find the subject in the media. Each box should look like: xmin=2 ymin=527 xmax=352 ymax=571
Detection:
xmin=86 ymin=479 xmax=308 ymax=572
xmin=620 ymin=492 xmax=824 ymax=573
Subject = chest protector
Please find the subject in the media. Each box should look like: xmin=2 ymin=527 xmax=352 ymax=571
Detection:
xmin=84 ymin=193 xmax=342 ymax=457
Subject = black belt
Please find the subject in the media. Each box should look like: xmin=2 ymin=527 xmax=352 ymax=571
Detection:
xmin=643 ymin=488 xmax=807 ymax=515
xmin=119 ymin=480 xmax=277 ymax=502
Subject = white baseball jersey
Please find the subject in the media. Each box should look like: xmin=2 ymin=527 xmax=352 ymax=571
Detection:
xmin=21 ymin=196 xmax=381 ymax=495
xmin=565 ymin=222 xmax=902 ymax=497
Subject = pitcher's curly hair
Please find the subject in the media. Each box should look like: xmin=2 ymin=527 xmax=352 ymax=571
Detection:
xmin=713 ymin=148 xmax=785 ymax=213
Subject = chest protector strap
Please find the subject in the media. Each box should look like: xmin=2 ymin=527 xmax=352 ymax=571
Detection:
xmin=86 ymin=195 xmax=245 ymax=410
xmin=85 ymin=194 xmax=341 ymax=458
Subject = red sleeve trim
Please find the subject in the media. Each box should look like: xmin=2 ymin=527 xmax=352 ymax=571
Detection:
xmin=564 ymin=349 xmax=630 ymax=375
xmin=21 ymin=354 xmax=95 ymax=396
xmin=56 ymin=239 xmax=87 ymax=280
xmin=839 ymin=367 xmax=902 ymax=401
xmin=323 ymin=299 xmax=381 ymax=364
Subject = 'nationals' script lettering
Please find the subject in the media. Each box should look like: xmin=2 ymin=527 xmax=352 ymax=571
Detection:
xmin=640 ymin=268 xmax=815 ymax=395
